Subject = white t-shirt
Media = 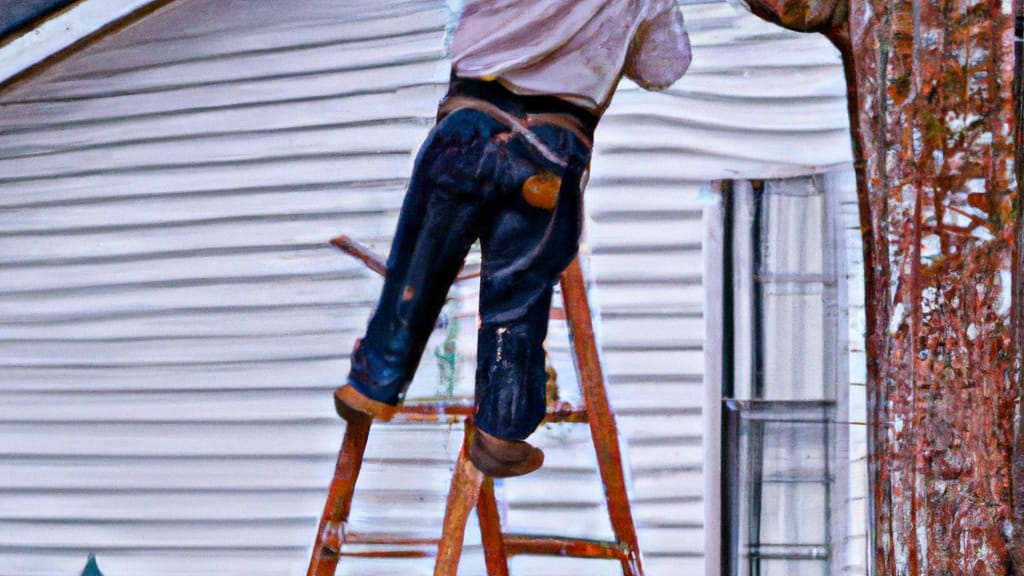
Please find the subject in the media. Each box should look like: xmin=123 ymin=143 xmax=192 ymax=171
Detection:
xmin=449 ymin=0 xmax=692 ymax=113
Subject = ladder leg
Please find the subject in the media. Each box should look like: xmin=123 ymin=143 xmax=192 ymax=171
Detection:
xmin=477 ymin=475 xmax=510 ymax=576
xmin=560 ymin=257 xmax=644 ymax=576
xmin=435 ymin=422 xmax=485 ymax=576
xmin=307 ymin=411 xmax=374 ymax=576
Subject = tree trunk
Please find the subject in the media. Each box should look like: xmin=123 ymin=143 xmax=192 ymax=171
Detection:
xmin=740 ymin=0 xmax=1021 ymax=573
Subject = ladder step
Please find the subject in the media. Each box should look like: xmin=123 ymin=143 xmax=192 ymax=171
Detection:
xmin=336 ymin=532 xmax=630 ymax=561
xmin=503 ymin=534 xmax=629 ymax=561
xmin=343 ymin=533 xmax=440 ymax=547
xmin=338 ymin=550 xmax=435 ymax=559
xmin=339 ymin=532 xmax=439 ymax=559
xmin=337 ymin=534 xmax=630 ymax=561
xmin=392 ymin=398 xmax=588 ymax=424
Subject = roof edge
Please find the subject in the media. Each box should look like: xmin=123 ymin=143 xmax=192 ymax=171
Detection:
xmin=0 ymin=0 xmax=171 ymax=91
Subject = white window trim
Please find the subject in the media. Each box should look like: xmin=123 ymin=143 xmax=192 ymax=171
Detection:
xmin=0 ymin=0 xmax=164 ymax=86
xmin=703 ymin=185 xmax=726 ymax=576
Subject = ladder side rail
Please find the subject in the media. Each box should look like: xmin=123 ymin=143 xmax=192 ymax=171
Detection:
xmin=560 ymin=257 xmax=644 ymax=576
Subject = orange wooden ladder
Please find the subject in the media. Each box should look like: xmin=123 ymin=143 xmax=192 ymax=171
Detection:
xmin=307 ymin=235 xmax=644 ymax=576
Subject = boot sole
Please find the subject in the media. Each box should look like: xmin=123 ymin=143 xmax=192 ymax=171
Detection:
xmin=469 ymin=431 xmax=544 ymax=478
xmin=334 ymin=384 xmax=400 ymax=422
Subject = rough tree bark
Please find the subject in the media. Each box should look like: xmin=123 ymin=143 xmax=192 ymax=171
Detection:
xmin=740 ymin=0 xmax=1021 ymax=574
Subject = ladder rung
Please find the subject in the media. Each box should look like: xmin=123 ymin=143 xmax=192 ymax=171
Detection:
xmin=502 ymin=534 xmax=628 ymax=560
xmin=392 ymin=398 xmax=587 ymax=424
xmin=338 ymin=532 xmax=629 ymax=561
xmin=543 ymin=402 xmax=589 ymax=423
xmin=339 ymin=532 xmax=440 ymax=559
xmin=343 ymin=532 xmax=440 ymax=547
xmin=338 ymin=550 xmax=435 ymax=559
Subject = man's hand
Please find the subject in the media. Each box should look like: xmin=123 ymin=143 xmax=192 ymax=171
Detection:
xmin=742 ymin=0 xmax=847 ymax=35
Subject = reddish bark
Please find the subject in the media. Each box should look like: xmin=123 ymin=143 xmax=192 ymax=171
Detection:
xmin=742 ymin=0 xmax=1020 ymax=573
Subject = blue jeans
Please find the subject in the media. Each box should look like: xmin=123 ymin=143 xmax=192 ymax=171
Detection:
xmin=348 ymin=97 xmax=592 ymax=440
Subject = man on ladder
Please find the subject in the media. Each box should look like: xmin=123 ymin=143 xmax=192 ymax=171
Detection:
xmin=335 ymin=0 xmax=693 ymax=478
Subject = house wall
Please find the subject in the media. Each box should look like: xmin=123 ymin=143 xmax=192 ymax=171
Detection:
xmin=0 ymin=1 xmax=852 ymax=574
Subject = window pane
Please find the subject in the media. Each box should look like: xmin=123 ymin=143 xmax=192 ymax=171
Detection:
xmin=759 ymin=559 xmax=828 ymax=576
xmin=758 ymin=483 xmax=827 ymax=545
xmin=761 ymin=185 xmax=825 ymax=276
xmin=725 ymin=401 xmax=834 ymax=576
xmin=761 ymin=290 xmax=827 ymax=400
xmin=759 ymin=421 xmax=829 ymax=480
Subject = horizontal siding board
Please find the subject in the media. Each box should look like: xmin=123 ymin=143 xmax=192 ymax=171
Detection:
xmin=643 ymin=557 xmax=705 ymax=574
xmin=0 ymin=307 xmax=368 ymax=341
xmin=606 ymin=381 xmax=704 ymax=412
xmin=638 ymin=526 xmax=706 ymax=555
xmin=605 ymin=351 xmax=703 ymax=382
xmin=0 ymin=332 xmax=358 ymax=366
xmin=0 ymin=520 xmax=322 ymax=549
xmin=502 ymin=507 xmax=614 ymax=540
xmin=592 ymin=219 xmax=703 ymax=243
xmin=507 ymin=557 xmax=624 ymax=576
xmin=0 ymin=59 xmax=446 ymax=130
xmin=0 ymin=551 xmax=313 ymax=576
xmin=79 ymin=0 xmax=444 ymax=52
xmin=6 ymin=47 xmax=446 ymax=104
xmin=0 ymin=421 xmax=351 ymax=457
xmin=593 ymin=138 xmax=851 ymax=182
xmin=583 ymin=182 xmax=708 ymax=212
xmin=0 ymin=389 xmax=346 ymax=423
xmin=66 ymin=12 xmax=445 ymax=80
xmin=596 ymin=118 xmax=850 ymax=162
xmin=590 ymin=250 xmax=703 ymax=283
xmin=0 ymin=360 xmax=347 ymax=392
xmin=0 ymin=491 xmax=333 ymax=521
xmin=633 ymin=499 xmax=704 ymax=527
xmin=0 ymin=122 xmax=429 ymax=183
xmin=629 ymin=443 xmax=704 ymax=472
xmin=673 ymin=64 xmax=846 ymax=99
xmin=601 ymin=316 xmax=705 ymax=347
xmin=633 ymin=469 xmax=705 ymax=501
xmin=0 ymin=154 xmax=414 ymax=206
xmin=594 ymin=283 xmax=705 ymax=310
xmin=0 ymin=88 xmax=440 ymax=158
xmin=0 ymin=280 xmax=376 ymax=323
xmin=0 ymin=249 xmax=378 ymax=294
xmin=607 ymin=88 xmax=849 ymax=132
xmin=0 ymin=219 xmax=396 ymax=266
xmin=684 ymin=37 xmax=841 ymax=71
xmin=616 ymin=414 xmax=704 ymax=446
xmin=37 ymin=30 xmax=445 ymax=98
xmin=0 ymin=456 xmax=458 ymax=491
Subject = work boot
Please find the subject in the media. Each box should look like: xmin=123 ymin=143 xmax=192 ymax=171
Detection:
xmin=334 ymin=339 xmax=402 ymax=422
xmin=334 ymin=384 xmax=399 ymax=422
xmin=469 ymin=428 xmax=544 ymax=478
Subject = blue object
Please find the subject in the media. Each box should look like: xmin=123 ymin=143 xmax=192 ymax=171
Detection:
xmin=81 ymin=554 xmax=104 ymax=576
xmin=0 ymin=1 xmax=77 ymax=39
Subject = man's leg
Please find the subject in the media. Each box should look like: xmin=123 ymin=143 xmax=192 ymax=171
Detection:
xmin=338 ymin=110 xmax=503 ymax=418
xmin=469 ymin=126 xmax=590 ymax=475
xmin=474 ymin=288 xmax=554 ymax=441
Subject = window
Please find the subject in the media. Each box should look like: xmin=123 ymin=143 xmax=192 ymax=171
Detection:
xmin=712 ymin=176 xmax=854 ymax=576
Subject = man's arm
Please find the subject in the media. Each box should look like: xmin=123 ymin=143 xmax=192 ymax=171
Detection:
xmin=624 ymin=0 xmax=692 ymax=91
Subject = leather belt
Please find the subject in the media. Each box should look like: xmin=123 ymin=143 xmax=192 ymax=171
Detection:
xmin=438 ymin=95 xmax=593 ymax=169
